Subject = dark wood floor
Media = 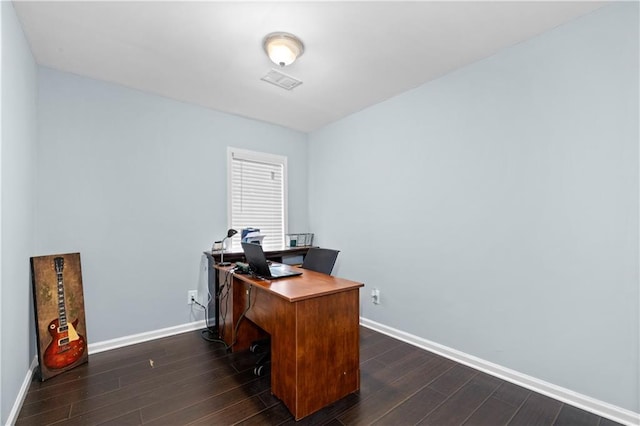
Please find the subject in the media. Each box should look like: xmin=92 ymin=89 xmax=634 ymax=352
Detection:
xmin=17 ymin=327 xmax=620 ymax=426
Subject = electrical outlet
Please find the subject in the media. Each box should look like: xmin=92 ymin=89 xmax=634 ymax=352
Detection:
xmin=371 ymin=288 xmax=380 ymax=305
xmin=187 ymin=290 xmax=198 ymax=305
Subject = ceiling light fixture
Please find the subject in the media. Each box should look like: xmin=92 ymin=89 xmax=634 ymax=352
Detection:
xmin=263 ymin=32 xmax=304 ymax=67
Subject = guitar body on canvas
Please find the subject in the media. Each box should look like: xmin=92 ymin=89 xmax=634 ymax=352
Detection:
xmin=44 ymin=317 xmax=85 ymax=369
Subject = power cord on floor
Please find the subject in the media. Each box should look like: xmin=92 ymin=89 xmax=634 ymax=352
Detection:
xmin=200 ymin=328 xmax=230 ymax=350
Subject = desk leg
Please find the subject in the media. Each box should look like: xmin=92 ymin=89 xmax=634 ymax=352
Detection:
xmin=219 ymin=273 xmax=267 ymax=351
xmin=272 ymin=289 xmax=361 ymax=420
xmin=206 ymin=256 xmax=220 ymax=336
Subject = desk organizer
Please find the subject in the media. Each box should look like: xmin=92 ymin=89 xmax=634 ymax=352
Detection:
xmin=286 ymin=233 xmax=314 ymax=247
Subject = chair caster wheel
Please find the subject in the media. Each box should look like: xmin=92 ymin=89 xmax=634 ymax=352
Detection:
xmin=254 ymin=365 xmax=266 ymax=377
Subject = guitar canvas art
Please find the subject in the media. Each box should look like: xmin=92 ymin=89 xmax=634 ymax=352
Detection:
xmin=31 ymin=253 xmax=88 ymax=380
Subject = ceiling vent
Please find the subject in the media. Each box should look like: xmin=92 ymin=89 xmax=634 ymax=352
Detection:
xmin=261 ymin=69 xmax=303 ymax=90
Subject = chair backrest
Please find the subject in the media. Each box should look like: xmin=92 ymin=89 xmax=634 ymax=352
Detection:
xmin=301 ymin=248 xmax=340 ymax=275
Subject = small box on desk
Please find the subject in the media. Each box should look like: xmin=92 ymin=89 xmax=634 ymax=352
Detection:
xmin=286 ymin=233 xmax=314 ymax=247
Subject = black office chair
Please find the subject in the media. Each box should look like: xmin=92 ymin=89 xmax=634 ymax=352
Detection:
xmin=300 ymin=247 xmax=340 ymax=275
xmin=251 ymin=247 xmax=340 ymax=377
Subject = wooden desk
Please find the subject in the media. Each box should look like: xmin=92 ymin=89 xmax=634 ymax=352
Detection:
xmin=203 ymin=247 xmax=313 ymax=332
xmin=216 ymin=265 xmax=364 ymax=420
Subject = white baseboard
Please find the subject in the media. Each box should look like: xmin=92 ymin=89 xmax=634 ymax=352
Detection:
xmin=87 ymin=320 xmax=206 ymax=355
xmin=6 ymin=320 xmax=207 ymax=426
xmin=5 ymin=356 xmax=38 ymax=426
xmin=360 ymin=317 xmax=639 ymax=426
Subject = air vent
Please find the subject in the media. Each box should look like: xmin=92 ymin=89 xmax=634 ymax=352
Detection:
xmin=261 ymin=69 xmax=303 ymax=90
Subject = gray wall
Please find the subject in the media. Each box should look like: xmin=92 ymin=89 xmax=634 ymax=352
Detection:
xmin=0 ymin=2 xmax=38 ymax=424
xmin=36 ymin=68 xmax=308 ymax=342
xmin=308 ymin=2 xmax=638 ymax=412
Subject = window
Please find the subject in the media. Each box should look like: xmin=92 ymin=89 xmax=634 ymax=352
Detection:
xmin=227 ymin=147 xmax=287 ymax=252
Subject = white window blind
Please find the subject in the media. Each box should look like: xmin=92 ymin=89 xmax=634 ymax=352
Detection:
xmin=228 ymin=148 xmax=287 ymax=252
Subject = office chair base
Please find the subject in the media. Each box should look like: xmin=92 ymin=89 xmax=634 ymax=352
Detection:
xmin=250 ymin=338 xmax=269 ymax=354
xmin=250 ymin=338 xmax=271 ymax=377
xmin=253 ymin=364 xmax=269 ymax=377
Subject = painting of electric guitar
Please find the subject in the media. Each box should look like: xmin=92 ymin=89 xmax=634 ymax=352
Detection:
xmin=31 ymin=253 xmax=88 ymax=380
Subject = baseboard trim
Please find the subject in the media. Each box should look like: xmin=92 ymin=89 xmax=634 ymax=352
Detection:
xmin=360 ymin=317 xmax=639 ymax=426
xmin=88 ymin=320 xmax=206 ymax=354
xmin=5 ymin=356 xmax=38 ymax=426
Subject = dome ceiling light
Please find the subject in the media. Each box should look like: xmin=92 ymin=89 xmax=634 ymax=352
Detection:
xmin=263 ymin=32 xmax=304 ymax=67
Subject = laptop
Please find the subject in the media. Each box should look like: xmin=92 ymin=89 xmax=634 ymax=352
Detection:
xmin=241 ymin=242 xmax=303 ymax=279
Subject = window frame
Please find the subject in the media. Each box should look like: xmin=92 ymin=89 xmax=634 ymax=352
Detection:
xmin=227 ymin=147 xmax=289 ymax=251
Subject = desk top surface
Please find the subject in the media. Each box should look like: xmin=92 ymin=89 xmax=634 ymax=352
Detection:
xmin=216 ymin=264 xmax=364 ymax=302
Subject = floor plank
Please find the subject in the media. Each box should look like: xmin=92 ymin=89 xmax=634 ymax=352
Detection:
xmin=508 ymin=393 xmax=563 ymax=425
xmin=338 ymin=356 xmax=453 ymax=425
xmin=418 ymin=373 xmax=502 ymax=425
xmin=463 ymin=396 xmax=520 ymax=426
xmin=371 ymin=386 xmax=447 ymax=425
xmin=554 ymin=404 xmax=600 ymax=426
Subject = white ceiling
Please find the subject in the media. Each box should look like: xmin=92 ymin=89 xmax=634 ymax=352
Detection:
xmin=13 ymin=1 xmax=605 ymax=133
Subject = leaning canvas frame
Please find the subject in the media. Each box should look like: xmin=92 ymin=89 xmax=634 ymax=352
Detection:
xmin=31 ymin=252 xmax=89 ymax=381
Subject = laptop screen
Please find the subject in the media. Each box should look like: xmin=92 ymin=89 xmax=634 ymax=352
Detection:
xmin=241 ymin=242 xmax=302 ymax=279
xmin=241 ymin=242 xmax=272 ymax=277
